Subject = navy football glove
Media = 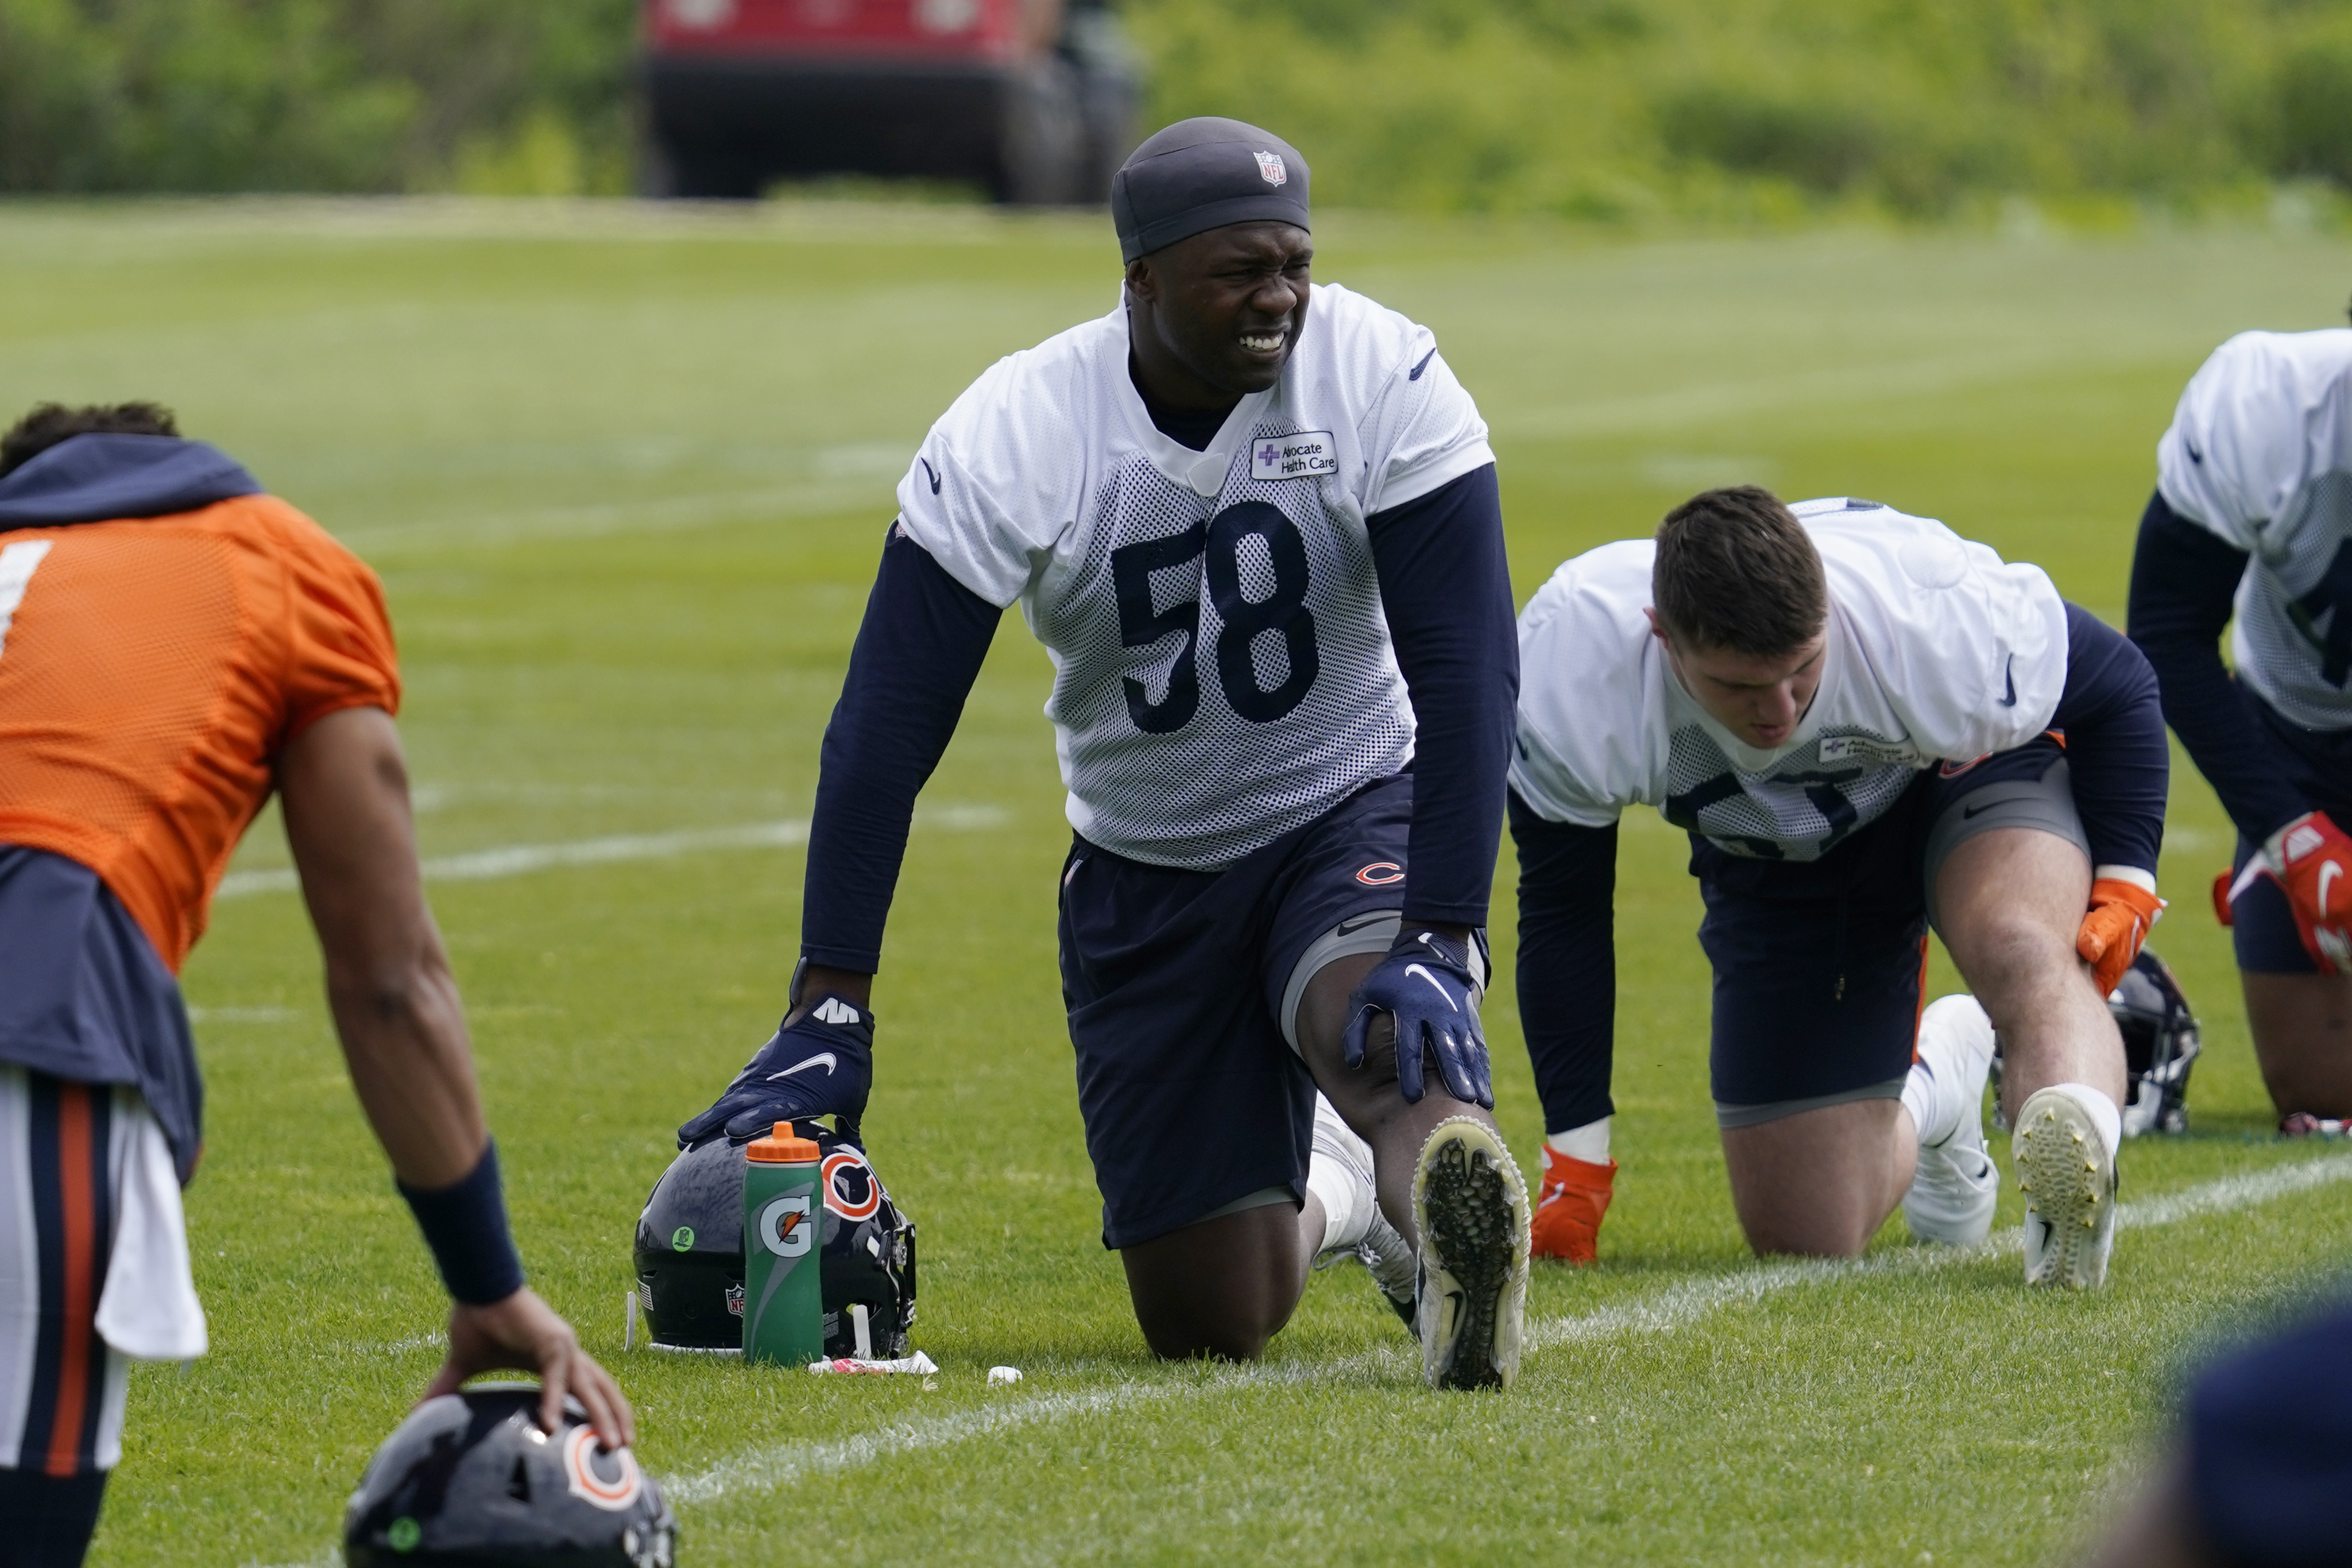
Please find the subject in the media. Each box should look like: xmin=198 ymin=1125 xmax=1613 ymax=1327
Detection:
xmin=1341 ymin=927 xmax=1493 ymax=1108
xmin=676 ymin=996 xmax=875 ymax=1149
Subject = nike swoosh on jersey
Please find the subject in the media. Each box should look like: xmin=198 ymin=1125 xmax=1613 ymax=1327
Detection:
xmin=2184 ymin=437 xmax=2204 ymax=464
xmin=2322 ymin=861 xmax=2343 ymax=917
xmin=1408 ymin=347 xmax=1438 ymax=381
xmin=1403 ymin=964 xmax=1460 ymax=1009
xmin=1336 ymin=912 xmax=1391 ymax=935
xmin=1962 ymin=801 xmax=2002 ymax=820
xmin=1995 ymin=654 xmax=2017 ymax=707
xmin=919 ymin=457 xmax=941 ymax=494
xmin=764 ymin=1052 xmax=838 ymax=1081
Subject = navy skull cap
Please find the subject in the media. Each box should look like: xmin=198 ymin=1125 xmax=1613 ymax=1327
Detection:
xmin=1112 ymin=118 xmax=1310 ymax=264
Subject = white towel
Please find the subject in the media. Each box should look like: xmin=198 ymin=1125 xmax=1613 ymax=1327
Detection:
xmin=93 ymin=1097 xmax=207 ymax=1362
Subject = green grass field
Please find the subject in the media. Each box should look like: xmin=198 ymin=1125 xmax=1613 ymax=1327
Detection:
xmin=6 ymin=199 xmax=2351 ymax=1566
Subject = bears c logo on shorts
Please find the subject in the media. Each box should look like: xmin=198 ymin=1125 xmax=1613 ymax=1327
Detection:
xmin=1939 ymin=756 xmax=1989 ymax=779
xmin=1355 ymin=861 xmax=1404 ymax=886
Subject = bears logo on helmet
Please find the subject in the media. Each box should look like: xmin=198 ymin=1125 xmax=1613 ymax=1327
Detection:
xmin=633 ymin=1117 xmax=916 ymax=1360
xmin=343 ymin=1384 xmax=674 ymax=1568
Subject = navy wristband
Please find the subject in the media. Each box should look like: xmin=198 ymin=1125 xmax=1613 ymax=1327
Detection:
xmin=397 ymin=1139 xmax=526 ymax=1306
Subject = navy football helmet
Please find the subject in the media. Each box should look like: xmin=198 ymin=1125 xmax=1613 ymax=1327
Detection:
xmin=2109 ymin=947 xmax=2201 ymax=1137
xmin=633 ymin=1118 xmax=916 ymax=1359
xmin=1989 ymin=947 xmax=2200 ymax=1137
xmin=344 ymin=1384 xmax=674 ymax=1567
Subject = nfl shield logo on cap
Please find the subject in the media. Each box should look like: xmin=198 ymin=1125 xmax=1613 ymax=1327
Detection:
xmin=1255 ymin=150 xmax=1287 ymax=187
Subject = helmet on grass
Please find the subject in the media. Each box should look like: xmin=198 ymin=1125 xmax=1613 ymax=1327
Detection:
xmin=632 ymin=1118 xmax=916 ymax=1358
xmin=2110 ymin=947 xmax=2200 ymax=1137
xmin=343 ymin=1384 xmax=675 ymax=1567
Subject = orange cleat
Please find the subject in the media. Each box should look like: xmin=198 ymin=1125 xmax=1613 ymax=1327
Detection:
xmin=1530 ymin=1146 xmax=1615 ymax=1264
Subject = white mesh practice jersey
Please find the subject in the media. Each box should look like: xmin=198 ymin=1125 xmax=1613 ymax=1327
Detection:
xmin=2156 ymin=329 xmax=2352 ymax=730
xmin=893 ymin=283 xmax=1494 ymax=868
xmin=1511 ymin=498 xmax=2069 ymax=860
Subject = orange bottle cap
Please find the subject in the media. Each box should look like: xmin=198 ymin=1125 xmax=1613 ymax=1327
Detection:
xmin=745 ymin=1120 xmax=821 ymax=1163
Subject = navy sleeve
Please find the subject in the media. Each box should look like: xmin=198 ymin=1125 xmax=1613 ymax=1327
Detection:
xmin=2049 ymin=602 xmax=2169 ymax=876
xmin=799 ymin=524 xmax=1001 ymax=973
xmin=2126 ymin=489 xmax=2312 ymax=842
xmin=2187 ymin=1298 xmax=2352 ymax=1566
xmin=1366 ymin=464 xmax=1518 ymax=927
xmin=1509 ymin=788 xmax=1618 ymax=1133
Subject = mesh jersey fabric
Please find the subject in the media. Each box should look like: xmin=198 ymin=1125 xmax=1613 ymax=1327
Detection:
xmin=893 ymin=281 xmax=1494 ymax=870
xmin=2155 ymin=329 xmax=2352 ymax=732
xmin=1510 ymin=497 xmax=2069 ymax=861
xmin=0 ymin=495 xmax=400 ymax=970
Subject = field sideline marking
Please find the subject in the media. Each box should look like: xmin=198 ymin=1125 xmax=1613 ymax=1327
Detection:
xmin=249 ymin=1156 xmax=2350 ymax=1562
xmin=649 ymin=1153 xmax=2352 ymax=1512
xmin=213 ymin=806 xmax=1003 ymax=900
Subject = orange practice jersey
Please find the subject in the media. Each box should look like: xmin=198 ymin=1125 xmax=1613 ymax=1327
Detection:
xmin=0 ymin=495 xmax=400 ymax=971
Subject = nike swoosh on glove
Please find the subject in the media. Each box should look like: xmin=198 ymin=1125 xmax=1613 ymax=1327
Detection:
xmin=2077 ymin=877 xmax=2164 ymax=996
xmin=675 ymin=997 xmax=875 ymax=1149
xmin=2268 ymin=811 xmax=2352 ymax=973
xmin=1341 ymin=928 xmax=1493 ymax=1108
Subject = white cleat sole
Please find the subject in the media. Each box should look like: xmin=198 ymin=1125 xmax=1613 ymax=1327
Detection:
xmin=1411 ymin=1116 xmax=1531 ymax=1390
xmin=2014 ymin=1088 xmax=2117 ymax=1290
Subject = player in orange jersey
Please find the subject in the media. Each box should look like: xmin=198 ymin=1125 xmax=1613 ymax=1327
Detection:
xmin=0 ymin=403 xmax=631 ymax=1568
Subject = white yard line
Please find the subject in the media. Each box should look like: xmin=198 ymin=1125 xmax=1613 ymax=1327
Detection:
xmin=215 ymin=806 xmax=1003 ymax=900
xmin=656 ymin=1154 xmax=2352 ymax=1509
xmin=253 ymin=1154 xmax=2352 ymax=1561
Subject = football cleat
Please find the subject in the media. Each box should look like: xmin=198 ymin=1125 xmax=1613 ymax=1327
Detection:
xmin=2013 ymin=1088 xmax=2118 ymax=1289
xmin=1902 ymin=995 xmax=2000 ymax=1246
xmin=1411 ymin=1116 xmax=1530 ymax=1390
xmin=1530 ymin=1145 xmax=1615 ymax=1264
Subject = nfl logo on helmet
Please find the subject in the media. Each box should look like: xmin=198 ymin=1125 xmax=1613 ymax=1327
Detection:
xmin=1255 ymin=150 xmax=1287 ymax=186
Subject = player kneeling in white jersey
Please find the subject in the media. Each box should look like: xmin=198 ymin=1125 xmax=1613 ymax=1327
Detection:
xmin=1511 ymin=488 xmax=2169 ymax=1286
xmin=2129 ymin=327 xmax=2352 ymax=1126
xmin=705 ymin=119 xmax=1530 ymax=1387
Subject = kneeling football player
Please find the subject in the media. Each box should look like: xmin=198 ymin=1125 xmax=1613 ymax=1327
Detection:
xmin=679 ymin=119 xmax=1532 ymax=1387
xmin=1511 ymin=486 xmax=2168 ymax=1286
xmin=0 ymin=404 xmax=630 ymax=1567
xmin=2127 ymin=324 xmax=2352 ymax=1125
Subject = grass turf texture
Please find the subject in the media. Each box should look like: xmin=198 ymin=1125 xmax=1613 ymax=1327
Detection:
xmin=2 ymin=200 xmax=2348 ymax=1565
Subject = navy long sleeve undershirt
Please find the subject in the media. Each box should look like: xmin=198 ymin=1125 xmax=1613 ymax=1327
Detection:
xmin=2125 ymin=489 xmax=2312 ymax=841
xmin=1512 ymin=599 xmax=2168 ymax=1136
xmin=1367 ymin=462 xmax=1519 ymax=927
xmin=2052 ymin=601 xmax=2170 ymax=876
xmin=798 ymin=464 xmax=1517 ymax=971
xmin=799 ymin=524 xmax=1002 ymax=973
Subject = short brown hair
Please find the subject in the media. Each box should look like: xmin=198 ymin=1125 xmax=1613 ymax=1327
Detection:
xmin=1652 ymin=485 xmax=1828 ymax=656
xmin=0 ymin=402 xmax=179 ymax=479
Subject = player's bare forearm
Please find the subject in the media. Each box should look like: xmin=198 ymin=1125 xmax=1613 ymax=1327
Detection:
xmin=278 ymin=706 xmax=489 ymax=1189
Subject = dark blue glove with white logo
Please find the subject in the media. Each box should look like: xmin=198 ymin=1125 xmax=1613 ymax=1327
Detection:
xmin=676 ymin=996 xmax=875 ymax=1149
xmin=1341 ymin=927 xmax=1493 ymax=1108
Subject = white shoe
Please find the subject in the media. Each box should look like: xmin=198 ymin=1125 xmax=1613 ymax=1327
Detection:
xmin=1411 ymin=1117 xmax=1530 ymax=1391
xmin=1902 ymin=996 xmax=2001 ymax=1245
xmin=2014 ymin=1087 xmax=2118 ymax=1289
xmin=1307 ymin=1096 xmax=1418 ymax=1326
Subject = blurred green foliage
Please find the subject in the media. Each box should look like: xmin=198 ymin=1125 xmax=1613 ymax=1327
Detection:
xmin=0 ymin=0 xmax=636 ymax=194
xmin=7 ymin=0 xmax=2352 ymax=214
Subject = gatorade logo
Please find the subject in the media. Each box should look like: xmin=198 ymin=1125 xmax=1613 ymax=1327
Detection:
xmin=758 ymin=1194 xmax=814 ymax=1257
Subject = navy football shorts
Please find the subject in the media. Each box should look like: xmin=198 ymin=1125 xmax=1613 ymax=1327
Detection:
xmin=1702 ymin=735 xmax=2086 ymax=1125
xmin=1057 ymin=773 xmax=1420 ymax=1249
xmin=2227 ymin=700 xmax=2352 ymax=975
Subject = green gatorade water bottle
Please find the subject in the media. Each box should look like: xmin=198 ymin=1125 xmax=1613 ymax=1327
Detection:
xmin=742 ymin=1121 xmax=825 ymax=1366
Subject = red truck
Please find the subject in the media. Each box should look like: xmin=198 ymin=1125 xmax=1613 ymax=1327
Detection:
xmin=639 ymin=0 xmax=1140 ymax=203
